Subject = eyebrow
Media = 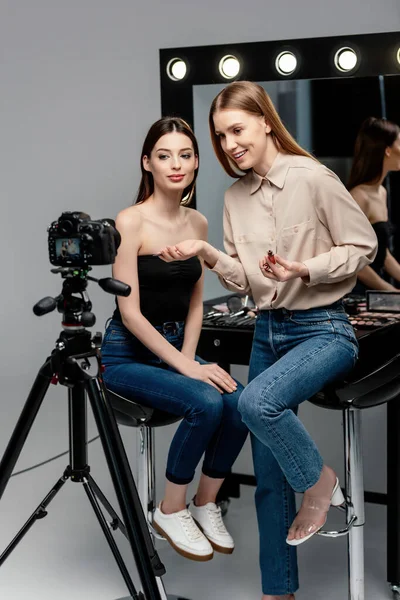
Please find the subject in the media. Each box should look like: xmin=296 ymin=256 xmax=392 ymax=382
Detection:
xmin=155 ymin=147 xmax=193 ymax=152
xmin=214 ymin=122 xmax=244 ymax=135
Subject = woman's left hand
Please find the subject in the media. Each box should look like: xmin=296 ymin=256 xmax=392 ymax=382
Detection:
xmin=259 ymin=253 xmax=310 ymax=282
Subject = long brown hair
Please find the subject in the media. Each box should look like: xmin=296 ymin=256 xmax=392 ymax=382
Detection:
xmin=135 ymin=117 xmax=199 ymax=205
xmin=347 ymin=117 xmax=400 ymax=190
xmin=209 ymin=81 xmax=314 ymax=178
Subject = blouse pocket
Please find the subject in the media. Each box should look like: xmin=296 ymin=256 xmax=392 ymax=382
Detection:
xmin=232 ymin=232 xmax=260 ymax=274
xmin=280 ymin=219 xmax=314 ymax=254
xmin=281 ymin=219 xmax=313 ymax=238
xmin=233 ymin=232 xmax=257 ymax=244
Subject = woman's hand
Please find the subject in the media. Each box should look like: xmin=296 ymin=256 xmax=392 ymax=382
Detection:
xmin=157 ymin=239 xmax=205 ymax=262
xmin=259 ymin=253 xmax=310 ymax=282
xmin=183 ymin=361 xmax=238 ymax=394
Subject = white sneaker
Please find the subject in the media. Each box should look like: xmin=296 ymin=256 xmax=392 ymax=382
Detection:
xmin=153 ymin=503 xmax=213 ymax=562
xmin=189 ymin=500 xmax=234 ymax=554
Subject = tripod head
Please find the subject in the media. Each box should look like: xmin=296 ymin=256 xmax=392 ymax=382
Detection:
xmin=33 ymin=266 xmax=131 ymax=329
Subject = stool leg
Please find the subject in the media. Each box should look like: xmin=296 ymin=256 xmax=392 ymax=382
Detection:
xmin=137 ymin=425 xmax=156 ymax=524
xmin=344 ymin=408 xmax=365 ymax=600
xmin=134 ymin=427 xmax=190 ymax=600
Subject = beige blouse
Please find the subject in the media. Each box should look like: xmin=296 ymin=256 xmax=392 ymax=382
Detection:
xmin=210 ymin=152 xmax=378 ymax=310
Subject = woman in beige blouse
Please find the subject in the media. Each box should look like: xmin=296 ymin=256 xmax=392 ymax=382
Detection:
xmin=158 ymin=81 xmax=377 ymax=600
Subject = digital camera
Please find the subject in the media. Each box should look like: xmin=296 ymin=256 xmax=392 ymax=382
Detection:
xmin=48 ymin=211 xmax=120 ymax=267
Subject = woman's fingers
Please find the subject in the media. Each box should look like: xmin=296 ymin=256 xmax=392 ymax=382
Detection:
xmin=207 ymin=379 xmax=224 ymax=393
xmin=215 ymin=366 xmax=237 ymax=388
xmin=259 ymin=256 xmax=278 ymax=279
xmin=210 ymin=366 xmax=238 ymax=393
xmin=157 ymin=246 xmax=182 ymax=261
xmin=157 ymin=248 xmax=175 ymax=262
xmin=273 ymin=254 xmax=291 ymax=269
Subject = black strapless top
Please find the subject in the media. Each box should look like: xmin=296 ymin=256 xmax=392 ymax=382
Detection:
xmin=113 ymin=255 xmax=202 ymax=325
xmin=352 ymin=221 xmax=392 ymax=294
xmin=369 ymin=221 xmax=391 ymax=273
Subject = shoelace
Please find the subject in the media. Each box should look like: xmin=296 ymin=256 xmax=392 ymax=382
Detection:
xmin=206 ymin=505 xmax=228 ymax=534
xmin=178 ymin=510 xmax=203 ymax=541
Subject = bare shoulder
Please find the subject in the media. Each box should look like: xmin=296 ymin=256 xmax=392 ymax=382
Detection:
xmin=115 ymin=205 xmax=143 ymax=233
xmin=349 ymin=185 xmax=370 ymax=211
xmin=185 ymin=206 xmax=207 ymax=228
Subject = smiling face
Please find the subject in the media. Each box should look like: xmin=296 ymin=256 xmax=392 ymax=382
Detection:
xmin=212 ymin=109 xmax=271 ymax=173
xmin=143 ymin=131 xmax=198 ymax=195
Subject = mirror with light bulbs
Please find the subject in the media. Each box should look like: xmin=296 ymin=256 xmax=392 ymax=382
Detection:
xmin=160 ymin=31 xmax=400 ymax=299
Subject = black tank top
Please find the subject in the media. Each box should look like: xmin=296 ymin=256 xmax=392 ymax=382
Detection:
xmin=369 ymin=221 xmax=391 ymax=274
xmin=113 ymin=255 xmax=202 ymax=325
xmin=352 ymin=221 xmax=392 ymax=294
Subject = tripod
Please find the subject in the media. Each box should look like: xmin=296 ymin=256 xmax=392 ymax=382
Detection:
xmin=0 ymin=268 xmax=188 ymax=600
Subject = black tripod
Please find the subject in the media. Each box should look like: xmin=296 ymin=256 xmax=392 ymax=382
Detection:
xmin=0 ymin=268 xmax=187 ymax=600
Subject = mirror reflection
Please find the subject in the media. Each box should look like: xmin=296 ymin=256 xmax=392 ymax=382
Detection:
xmin=193 ymin=76 xmax=400 ymax=298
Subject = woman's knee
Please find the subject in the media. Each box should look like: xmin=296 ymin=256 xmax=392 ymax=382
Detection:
xmin=238 ymin=384 xmax=259 ymax=425
xmin=238 ymin=382 xmax=280 ymax=426
xmin=188 ymin=386 xmax=224 ymax=426
xmin=222 ymin=383 xmax=245 ymax=423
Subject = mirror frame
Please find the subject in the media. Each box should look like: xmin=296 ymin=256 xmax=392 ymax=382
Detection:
xmin=160 ymin=30 xmax=400 ymax=208
xmin=160 ymin=30 xmax=400 ymax=125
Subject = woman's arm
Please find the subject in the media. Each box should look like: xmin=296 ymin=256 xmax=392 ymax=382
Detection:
xmin=300 ymin=168 xmax=378 ymax=286
xmin=357 ymin=262 xmax=396 ymax=291
xmin=113 ymin=210 xmax=237 ymax=393
xmin=158 ymin=201 xmax=251 ymax=294
xmin=180 ymin=214 xmax=208 ymax=361
xmin=384 ymin=250 xmax=400 ymax=286
xmin=113 ymin=210 xmax=198 ymax=375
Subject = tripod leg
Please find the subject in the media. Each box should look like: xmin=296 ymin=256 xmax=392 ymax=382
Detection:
xmin=83 ymin=478 xmax=137 ymax=598
xmin=0 ymin=359 xmax=53 ymax=500
xmin=0 ymin=474 xmax=67 ymax=565
xmin=86 ymin=376 xmax=164 ymax=600
xmin=88 ymin=474 xmax=128 ymax=539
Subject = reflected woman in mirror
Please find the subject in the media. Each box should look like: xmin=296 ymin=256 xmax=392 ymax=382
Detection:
xmin=101 ymin=117 xmax=248 ymax=563
xmin=348 ymin=117 xmax=400 ymax=293
xmin=157 ymin=82 xmax=377 ymax=599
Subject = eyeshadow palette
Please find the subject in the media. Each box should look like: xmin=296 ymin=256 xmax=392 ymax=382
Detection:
xmin=348 ymin=311 xmax=400 ymax=329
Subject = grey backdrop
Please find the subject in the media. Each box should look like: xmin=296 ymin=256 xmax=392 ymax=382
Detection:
xmin=1 ymin=1 xmax=399 ymax=598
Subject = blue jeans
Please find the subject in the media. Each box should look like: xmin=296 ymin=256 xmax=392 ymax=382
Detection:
xmin=101 ymin=319 xmax=248 ymax=485
xmin=238 ymin=302 xmax=358 ymax=595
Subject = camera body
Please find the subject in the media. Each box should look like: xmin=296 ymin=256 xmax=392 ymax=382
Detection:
xmin=48 ymin=211 xmax=120 ymax=267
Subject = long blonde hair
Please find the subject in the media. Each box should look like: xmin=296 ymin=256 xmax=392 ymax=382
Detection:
xmin=209 ymin=81 xmax=314 ymax=178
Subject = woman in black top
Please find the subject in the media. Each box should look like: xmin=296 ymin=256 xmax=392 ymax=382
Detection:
xmin=101 ymin=117 xmax=248 ymax=562
xmin=348 ymin=117 xmax=400 ymax=292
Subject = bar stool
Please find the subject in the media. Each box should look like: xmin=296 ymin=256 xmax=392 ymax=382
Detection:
xmin=105 ymin=387 xmax=189 ymax=600
xmin=309 ymin=321 xmax=400 ymax=600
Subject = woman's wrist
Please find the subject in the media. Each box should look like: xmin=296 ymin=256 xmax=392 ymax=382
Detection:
xmin=300 ymin=263 xmax=310 ymax=283
xmin=199 ymin=241 xmax=219 ymax=268
xmin=181 ymin=347 xmax=196 ymax=361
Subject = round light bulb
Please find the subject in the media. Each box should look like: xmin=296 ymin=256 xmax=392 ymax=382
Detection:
xmin=219 ymin=55 xmax=241 ymax=79
xmin=397 ymin=47 xmax=400 ymax=66
xmin=275 ymin=51 xmax=297 ymax=76
xmin=334 ymin=47 xmax=358 ymax=73
xmin=166 ymin=58 xmax=187 ymax=81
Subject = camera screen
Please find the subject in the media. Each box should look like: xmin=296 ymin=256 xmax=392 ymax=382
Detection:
xmin=55 ymin=238 xmax=81 ymax=262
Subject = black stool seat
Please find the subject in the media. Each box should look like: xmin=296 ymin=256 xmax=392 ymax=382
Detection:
xmin=310 ymin=321 xmax=400 ymax=410
xmin=106 ymin=388 xmax=182 ymax=428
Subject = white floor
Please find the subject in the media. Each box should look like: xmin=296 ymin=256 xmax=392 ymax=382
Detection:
xmin=0 ymin=453 xmax=396 ymax=600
